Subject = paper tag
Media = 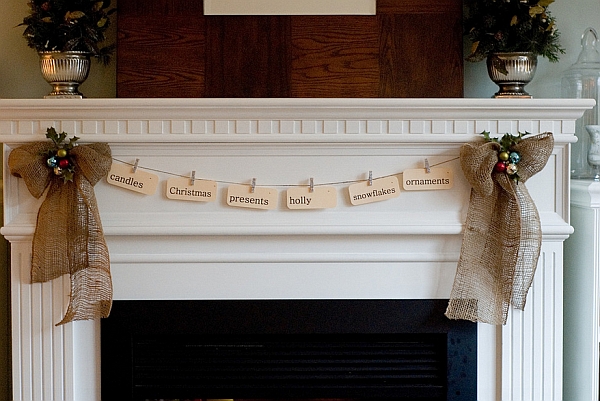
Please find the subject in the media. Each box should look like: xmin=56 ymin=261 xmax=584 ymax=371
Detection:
xmin=286 ymin=186 xmax=337 ymax=209
xmin=166 ymin=177 xmax=217 ymax=202
xmin=402 ymin=168 xmax=454 ymax=191
xmin=227 ymin=184 xmax=278 ymax=210
xmin=348 ymin=176 xmax=400 ymax=206
xmin=106 ymin=162 xmax=159 ymax=195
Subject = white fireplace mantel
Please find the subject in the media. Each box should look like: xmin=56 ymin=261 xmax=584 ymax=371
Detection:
xmin=0 ymin=98 xmax=594 ymax=401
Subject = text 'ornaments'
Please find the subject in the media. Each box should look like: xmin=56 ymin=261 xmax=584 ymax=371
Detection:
xmin=348 ymin=176 xmax=400 ymax=206
xmin=106 ymin=162 xmax=159 ymax=195
xmin=402 ymin=168 xmax=454 ymax=191
xmin=227 ymin=184 xmax=278 ymax=210
xmin=286 ymin=186 xmax=337 ymax=209
xmin=166 ymin=177 xmax=217 ymax=202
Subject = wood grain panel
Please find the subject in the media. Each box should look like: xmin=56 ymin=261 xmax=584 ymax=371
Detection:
xmin=379 ymin=13 xmax=463 ymax=97
xmin=291 ymin=16 xmax=379 ymax=98
xmin=116 ymin=0 xmax=463 ymax=98
xmin=117 ymin=17 xmax=205 ymax=98
xmin=377 ymin=0 xmax=462 ymax=14
xmin=205 ymin=16 xmax=291 ymax=97
xmin=118 ymin=0 xmax=204 ymax=16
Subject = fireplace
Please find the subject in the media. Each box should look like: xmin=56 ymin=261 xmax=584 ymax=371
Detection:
xmin=101 ymin=300 xmax=476 ymax=400
xmin=0 ymin=98 xmax=593 ymax=401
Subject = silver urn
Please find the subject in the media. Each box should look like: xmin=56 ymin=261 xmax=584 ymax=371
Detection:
xmin=486 ymin=52 xmax=538 ymax=98
xmin=39 ymin=51 xmax=91 ymax=98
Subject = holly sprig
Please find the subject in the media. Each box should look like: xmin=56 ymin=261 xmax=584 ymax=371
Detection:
xmin=482 ymin=130 xmax=529 ymax=152
xmin=482 ymin=131 xmax=529 ymax=183
xmin=46 ymin=127 xmax=79 ymax=150
xmin=44 ymin=127 xmax=79 ymax=182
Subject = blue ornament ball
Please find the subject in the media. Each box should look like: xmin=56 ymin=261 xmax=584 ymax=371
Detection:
xmin=46 ymin=156 xmax=57 ymax=167
xmin=508 ymin=151 xmax=521 ymax=164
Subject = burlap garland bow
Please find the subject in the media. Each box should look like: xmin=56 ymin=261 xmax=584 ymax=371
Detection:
xmin=445 ymin=132 xmax=554 ymax=325
xmin=8 ymin=140 xmax=112 ymax=325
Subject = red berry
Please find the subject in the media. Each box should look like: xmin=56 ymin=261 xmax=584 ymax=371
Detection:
xmin=494 ymin=161 xmax=507 ymax=173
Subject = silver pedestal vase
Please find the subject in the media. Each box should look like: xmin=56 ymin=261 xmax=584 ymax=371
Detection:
xmin=486 ymin=52 xmax=538 ymax=98
xmin=586 ymin=125 xmax=600 ymax=180
xmin=39 ymin=51 xmax=91 ymax=98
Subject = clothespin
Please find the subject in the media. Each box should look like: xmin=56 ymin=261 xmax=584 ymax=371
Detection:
xmin=425 ymin=158 xmax=431 ymax=174
xmin=190 ymin=171 xmax=196 ymax=186
xmin=368 ymin=171 xmax=373 ymax=186
xmin=132 ymin=158 xmax=140 ymax=174
xmin=309 ymin=177 xmax=314 ymax=193
xmin=251 ymin=178 xmax=256 ymax=193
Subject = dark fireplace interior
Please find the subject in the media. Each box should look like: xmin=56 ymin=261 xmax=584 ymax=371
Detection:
xmin=101 ymin=300 xmax=476 ymax=401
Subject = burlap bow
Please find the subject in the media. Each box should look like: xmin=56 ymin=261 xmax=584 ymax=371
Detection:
xmin=445 ymin=132 xmax=554 ymax=325
xmin=8 ymin=141 xmax=112 ymax=325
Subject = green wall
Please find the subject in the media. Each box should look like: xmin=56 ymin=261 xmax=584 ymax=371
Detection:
xmin=0 ymin=1 xmax=116 ymax=99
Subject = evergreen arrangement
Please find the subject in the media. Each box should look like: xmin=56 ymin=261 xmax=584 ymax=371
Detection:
xmin=464 ymin=0 xmax=564 ymax=63
xmin=20 ymin=0 xmax=116 ymax=65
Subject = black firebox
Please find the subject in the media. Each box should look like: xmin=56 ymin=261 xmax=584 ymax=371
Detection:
xmin=101 ymin=300 xmax=476 ymax=401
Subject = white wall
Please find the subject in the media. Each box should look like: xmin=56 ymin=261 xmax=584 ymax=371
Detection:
xmin=1 ymin=0 xmax=598 ymax=99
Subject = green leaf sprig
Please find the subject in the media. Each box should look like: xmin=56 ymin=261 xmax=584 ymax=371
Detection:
xmin=44 ymin=127 xmax=79 ymax=182
xmin=464 ymin=0 xmax=565 ymax=63
xmin=19 ymin=0 xmax=116 ymax=65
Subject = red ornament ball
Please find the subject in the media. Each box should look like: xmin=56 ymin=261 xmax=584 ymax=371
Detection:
xmin=494 ymin=161 xmax=507 ymax=173
xmin=58 ymin=158 xmax=70 ymax=169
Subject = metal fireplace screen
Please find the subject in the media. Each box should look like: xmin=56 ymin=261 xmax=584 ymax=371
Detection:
xmin=101 ymin=300 xmax=476 ymax=400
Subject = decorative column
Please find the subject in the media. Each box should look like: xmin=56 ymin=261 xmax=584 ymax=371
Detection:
xmin=564 ymin=179 xmax=600 ymax=401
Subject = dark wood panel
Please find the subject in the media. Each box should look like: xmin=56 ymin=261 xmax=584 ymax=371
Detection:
xmin=116 ymin=0 xmax=463 ymax=98
xmin=379 ymin=13 xmax=463 ymax=97
xmin=118 ymin=0 xmax=204 ymax=16
xmin=291 ymin=16 xmax=379 ymax=98
xmin=205 ymin=16 xmax=291 ymax=97
xmin=377 ymin=0 xmax=462 ymax=14
xmin=117 ymin=17 xmax=205 ymax=98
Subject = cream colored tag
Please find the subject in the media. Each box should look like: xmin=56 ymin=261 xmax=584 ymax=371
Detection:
xmin=402 ymin=168 xmax=454 ymax=191
xmin=286 ymin=186 xmax=337 ymax=209
xmin=227 ymin=184 xmax=278 ymax=210
xmin=348 ymin=176 xmax=400 ymax=206
xmin=107 ymin=162 xmax=159 ymax=195
xmin=166 ymin=177 xmax=217 ymax=202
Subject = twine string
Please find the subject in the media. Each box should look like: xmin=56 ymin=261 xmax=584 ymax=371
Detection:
xmin=110 ymin=156 xmax=460 ymax=188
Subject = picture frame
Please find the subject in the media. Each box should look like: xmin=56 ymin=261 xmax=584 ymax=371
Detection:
xmin=203 ymin=0 xmax=376 ymax=15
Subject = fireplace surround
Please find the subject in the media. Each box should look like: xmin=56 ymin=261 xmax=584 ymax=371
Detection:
xmin=101 ymin=299 xmax=477 ymax=400
xmin=0 ymin=98 xmax=593 ymax=401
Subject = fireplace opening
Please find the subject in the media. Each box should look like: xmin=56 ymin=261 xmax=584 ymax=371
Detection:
xmin=101 ymin=300 xmax=476 ymax=401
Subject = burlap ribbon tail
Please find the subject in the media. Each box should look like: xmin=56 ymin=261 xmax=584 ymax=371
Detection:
xmin=445 ymin=133 xmax=554 ymax=325
xmin=8 ymin=141 xmax=112 ymax=325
